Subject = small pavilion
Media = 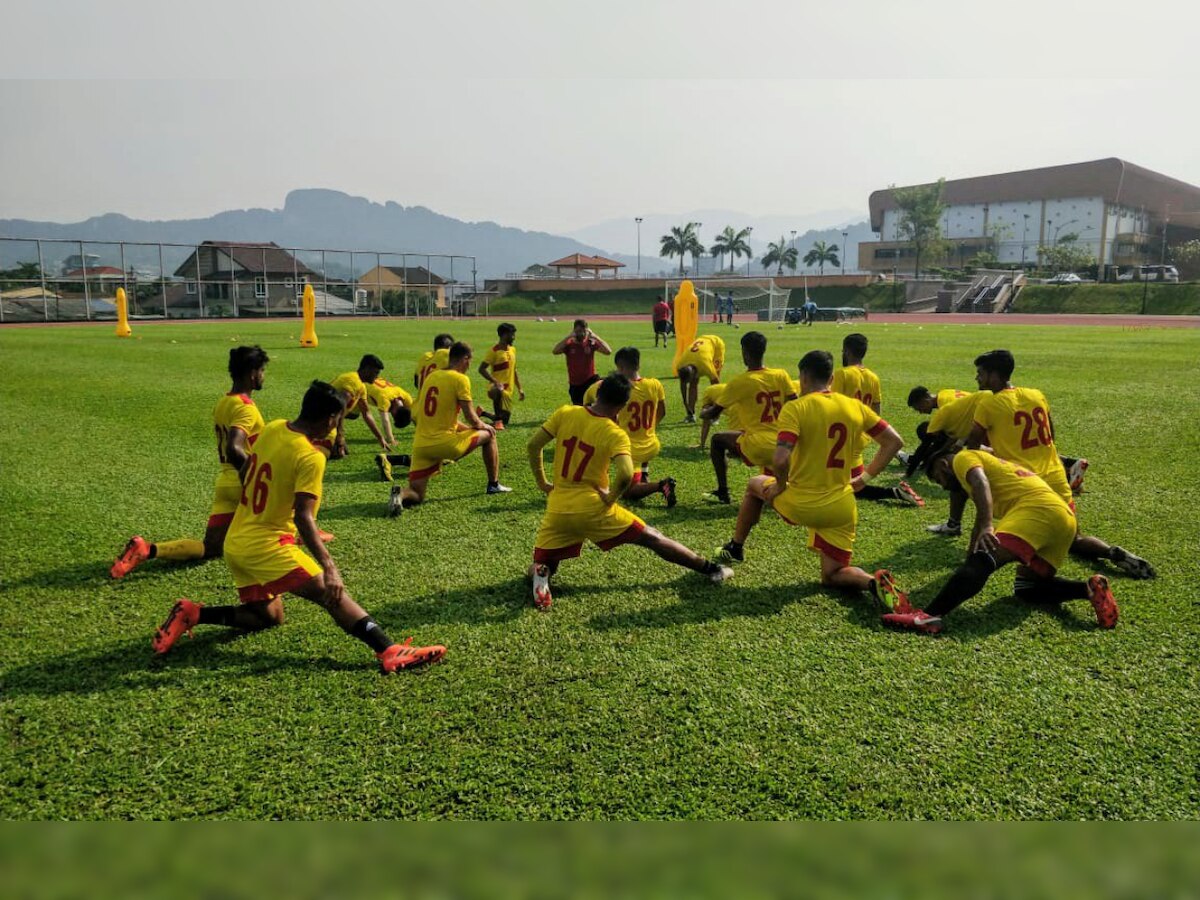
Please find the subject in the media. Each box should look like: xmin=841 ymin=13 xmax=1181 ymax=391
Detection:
xmin=546 ymin=253 xmax=626 ymax=278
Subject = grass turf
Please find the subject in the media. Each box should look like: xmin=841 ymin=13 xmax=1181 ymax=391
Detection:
xmin=1 ymin=318 xmax=1197 ymax=819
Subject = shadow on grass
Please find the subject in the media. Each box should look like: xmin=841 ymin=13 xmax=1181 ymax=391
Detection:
xmin=0 ymin=630 xmax=368 ymax=699
xmin=4 ymin=558 xmax=211 ymax=591
xmin=936 ymin=593 xmax=1097 ymax=640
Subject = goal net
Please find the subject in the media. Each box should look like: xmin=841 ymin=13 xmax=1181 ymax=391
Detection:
xmin=665 ymin=277 xmax=792 ymax=323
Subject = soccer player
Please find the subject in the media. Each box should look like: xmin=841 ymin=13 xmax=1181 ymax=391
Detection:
xmin=700 ymin=331 xmax=795 ymax=504
xmin=414 ymin=333 xmax=454 ymax=389
xmin=712 ymin=350 xmax=908 ymax=614
xmin=676 ymin=333 xmax=726 ymax=423
xmin=553 ymin=319 xmax=612 ymax=405
xmin=882 ymin=449 xmax=1120 ymax=635
xmin=652 ymin=295 xmax=671 ymax=348
xmin=907 ymin=384 xmax=1089 ymax=496
xmin=526 ymin=374 xmax=733 ymax=610
xmin=477 ymin=322 xmax=524 ymax=430
xmin=697 ymin=382 xmax=741 ymax=451
xmin=390 ymin=341 xmax=510 ymax=516
xmin=967 ymin=350 xmax=1154 ymax=578
xmin=366 ymin=376 xmax=414 ymax=447
xmin=111 ymin=345 xmax=271 ymax=578
xmin=582 ymin=347 xmax=675 ymax=505
xmin=330 ymin=354 xmax=390 ymax=459
xmin=150 ymin=381 xmax=446 ymax=674
xmin=831 ymin=333 xmax=923 ymax=507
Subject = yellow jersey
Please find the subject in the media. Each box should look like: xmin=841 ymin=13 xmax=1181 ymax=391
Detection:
xmin=366 ymin=377 xmax=413 ymax=412
xmin=973 ymin=387 xmax=1065 ymax=487
xmin=952 ymin=449 xmax=1069 ymax=520
xmin=928 ymin=391 xmax=984 ymax=441
xmin=212 ymin=392 xmax=265 ymax=481
xmin=415 ymin=348 xmax=451 ymax=388
xmin=415 ymin=368 xmax=472 ymax=439
xmin=227 ymin=419 xmax=326 ymax=546
xmin=583 ymin=376 xmax=666 ymax=461
xmin=776 ymin=391 xmax=885 ymax=501
xmin=832 ymin=364 xmax=882 ymax=409
xmin=936 ymin=388 xmax=970 ymax=409
xmin=330 ymin=371 xmax=367 ymax=412
xmin=718 ymin=366 xmax=796 ymax=440
xmin=702 ymin=383 xmax=744 ymax=431
xmin=482 ymin=343 xmax=518 ymax=391
xmin=541 ymin=405 xmax=631 ymax=511
xmin=681 ymin=334 xmax=726 ymax=375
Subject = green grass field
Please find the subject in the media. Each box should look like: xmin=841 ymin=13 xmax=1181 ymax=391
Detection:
xmin=1 ymin=318 xmax=1198 ymax=820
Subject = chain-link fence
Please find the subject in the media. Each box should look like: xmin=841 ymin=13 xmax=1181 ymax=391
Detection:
xmin=0 ymin=239 xmax=480 ymax=323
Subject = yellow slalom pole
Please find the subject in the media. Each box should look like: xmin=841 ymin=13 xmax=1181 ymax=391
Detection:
xmin=114 ymin=287 xmax=132 ymax=337
xmin=300 ymin=283 xmax=318 ymax=348
xmin=671 ymin=280 xmax=699 ymax=374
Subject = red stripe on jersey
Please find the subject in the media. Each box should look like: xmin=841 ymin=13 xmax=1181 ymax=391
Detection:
xmin=236 ymin=566 xmax=317 ymax=603
xmin=812 ymin=533 xmax=852 ymax=566
xmin=995 ymin=532 xmax=1056 ymax=578
xmin=866 ymin=419 xmax=889 ymax=438
xmin=595 ymin=520 xmax=646 ymax=551
xmin=777 ymin=431 xmax=798 ymax=446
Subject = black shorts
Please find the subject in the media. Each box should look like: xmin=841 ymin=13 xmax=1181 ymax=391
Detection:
xmin=653 ymin=319 xmax=668 ymax=334
xmin=569 ymin=375 xmax=601 ymax=406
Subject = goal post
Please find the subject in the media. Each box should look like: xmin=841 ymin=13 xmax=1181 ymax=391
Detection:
xmin=664 ymin=276 xmax=792 ymax=324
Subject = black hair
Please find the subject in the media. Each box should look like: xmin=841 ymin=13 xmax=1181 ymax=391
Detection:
xmin=573 ymin=318 xmax=588 ymax=329
xmin=392 ymin=406 xmax=412 ymax=429
xmin=359 ymin=354 xmax=384 ymax=371
xmin=974 ymin=349 xmax=1015 ymax=380
xmin=433 ymin=333 xmax=454 ymax=350
xmin=798 ymin=349 xmax=834 ymax=383
xmin=923 ymin=446 xmax=957 ymax=481
xmin=228 ymin=345 xmax=269 ymax=379
xmin=907 ymin=385 xmax=932 ymax=409
xmin=614 ymin=346 xmax=640 ymax=369
xmin=299 ymin=380 xmax=345 ymax=421
xmin=448 ymin=341 xmax=472 ymax=363
xmin=497 ymin=322 xmax=516 ymax=337
xmin=596 ymin=373 xmax=632 ymax=407
xmin=740 ymin=330 xmax=767 ymax=358
xmin=843 ymin=333 xmax=868 ymax=360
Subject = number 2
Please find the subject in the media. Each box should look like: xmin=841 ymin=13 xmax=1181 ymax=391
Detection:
xmin=826 ymin=422 xmax=848 ymax=469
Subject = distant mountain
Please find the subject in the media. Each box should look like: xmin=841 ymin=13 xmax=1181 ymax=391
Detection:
xmin=0 ymin=189 xmax=676 ymax=280
xmin=0 ymin=190 xmax=874 ymax=279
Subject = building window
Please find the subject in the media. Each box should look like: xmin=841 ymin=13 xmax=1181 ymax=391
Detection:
xmin=254 ymin=277 xmax=267 ymax=299
xmin=186 ymin=280 xmax=197 ymax=295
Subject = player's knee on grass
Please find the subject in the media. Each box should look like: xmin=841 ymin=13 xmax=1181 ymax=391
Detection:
xmin=244 ymin=598 xmax=285 ymax=629
xmin=747 ymin=474 xmax=774 ymax=500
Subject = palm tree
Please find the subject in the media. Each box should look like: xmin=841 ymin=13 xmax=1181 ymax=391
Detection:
xmin=803 ymin=240 xmax=841 ymax=275
xmin=710 ymin=225 xmax=754 ymax=273
xmin=660 ymin=222 xmax=700 ymax=276
xmin=760 ymin=235 xmax=799 ymax=275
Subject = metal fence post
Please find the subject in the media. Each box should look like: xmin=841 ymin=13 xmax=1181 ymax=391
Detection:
xmin=197 ymin=245 xmax=206 ymax=319
xmin=262 ymin=247 xmax=269 ymax=318
xmin=120 ymin=242 xmax=129 ymax=315
xmin=292 ymin=251 xmax=300 ymax=318
xmin=80 ymin=241 xmax=91 ymax=320
xmin=376 ymin=253 xmax=382 ymax=316
xmin=159 ymin=243 xmax=167 ymax=319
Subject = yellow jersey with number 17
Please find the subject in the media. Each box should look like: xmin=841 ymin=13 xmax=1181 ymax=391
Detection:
xmin=775 ymin=391 xmax=886 ymax=502
xmin=541 ymin=405 xmax=631 ymax=511
xmin=226 ymin=419 xmax=327 ymax=549
xmin=212 ymin=392 xmax=265 ymax=483
xmin=414 ymin=368 xmax=472 ymax=439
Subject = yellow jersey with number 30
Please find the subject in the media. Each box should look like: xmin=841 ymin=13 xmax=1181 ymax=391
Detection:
xmin=212 ymin=392 xmax=265 ymax=481
xmin=582 ymin=376 xmax=665 ymax=462
xmin=541 ymin=405 xmax=630 ymax=510
xmin=776 ymin=391 xmax=886 ymax=502
xmin=226 ymin=419 xmax=326 ymax=548
xmin=414 ymin=368 xmax=472 ymax=439
xmin=832 ymin=365 xmax=882 ymax=409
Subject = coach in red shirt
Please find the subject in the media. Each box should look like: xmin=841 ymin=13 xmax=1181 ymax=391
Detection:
xmin=552 ymin=318 xmax=612 ymax=404
xmin=652 ymin=296 xmax=671 ymax=348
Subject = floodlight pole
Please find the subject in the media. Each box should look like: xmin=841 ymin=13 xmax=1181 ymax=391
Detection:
xmin=635 ymin=217 xmax=643 ymax=275
xmin=841 ymin=230 xmax=848 ymax=275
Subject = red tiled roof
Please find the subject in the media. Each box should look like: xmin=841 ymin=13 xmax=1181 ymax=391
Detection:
xmin=547 ymin=253 xmax=625 ymax=268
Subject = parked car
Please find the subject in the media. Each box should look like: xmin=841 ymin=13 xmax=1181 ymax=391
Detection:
xmin=1116 ymin=265 xmax=1179 ymax=283
xmin=1046 ymin=273 xmax=1083 ymax=284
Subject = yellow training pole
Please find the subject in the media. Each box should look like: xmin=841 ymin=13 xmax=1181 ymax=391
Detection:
xmin=114 ymin=287 xmax=132 ymax=337
xmin=300 ymin=283 xmax=318 ymax=348
xmin=671 ymin=280 xmax=699 ymax=374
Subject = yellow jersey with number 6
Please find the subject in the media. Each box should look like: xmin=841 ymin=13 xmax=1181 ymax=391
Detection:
xmin=415 ymin=368 xmax=472 ymax=439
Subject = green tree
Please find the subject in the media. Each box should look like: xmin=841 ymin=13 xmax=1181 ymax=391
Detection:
xmin=1169 ymin=239 xmax=1200 ymax=280
xmin=802 ymin=240 xmax=841 ymax=275
xmin=891 ymin=178 xmax=947 ymax=278
xmin=0 ymin=261 xmax=43 ymax=291
xmin=710 ymin=225 xmax=754 ymax=273
xmin=760 ymin=235 xmax=799 ymax=275
xmin=660 ymin=222 xmax=700 ymax=276
xmin=1037 ymin=237 xmax=1095 ymax=274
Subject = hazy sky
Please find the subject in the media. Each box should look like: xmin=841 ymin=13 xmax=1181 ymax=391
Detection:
xmin=2 ymin=1 xmax=1197 ymax=234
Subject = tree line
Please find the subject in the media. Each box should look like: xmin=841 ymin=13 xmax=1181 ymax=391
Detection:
xmin=659 ymin=224 xmax=841 ymax=276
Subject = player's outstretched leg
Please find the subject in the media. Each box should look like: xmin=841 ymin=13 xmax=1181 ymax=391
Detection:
xmin=884 ymin=548 xmax=1008 ymax=634
xmin=112 ymin=535 xmax=207 ymax=579
xmin=152 ymin=596 xmax=284 ymax=654
xmin=634 ymin=527 xmax=733 ymax=584
xmin=375 ymin=453 xmax=412 ymax=483
xmin=1071 ymin=533 xmax=1155 ymax=579
xmin=528 ymin=559 xmax=559 ymax=610
xmin=1011 ymin=566 xmax=1119 ymax=628
xmin=714 ymin=474 xmax=771 ymax=563
xmin=707 ymin=432 xmax=741 ymax=504
xmin=855 ymin=481 xmax=925 ymax=507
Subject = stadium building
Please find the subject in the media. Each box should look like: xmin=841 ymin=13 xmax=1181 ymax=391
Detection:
xmin=861 ymin=158 xmax=1200 ymax=273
